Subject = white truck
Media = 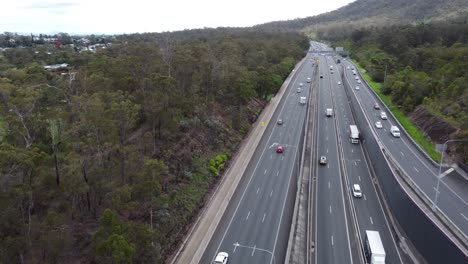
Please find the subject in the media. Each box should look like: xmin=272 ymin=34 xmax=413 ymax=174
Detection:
xmin=364 ymin=230 xmax=386 ymax=264
xmin=300 ymin=97 xmax=307 ymax=105
xmin=349 ymin=125 xmax=359 ymax=144
xmin=326 ymin=108 xmax=333 ymax=117
xmin=390 ymin=125 xmax=400 ymax=137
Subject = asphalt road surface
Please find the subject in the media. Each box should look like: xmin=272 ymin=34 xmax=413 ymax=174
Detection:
xmin=320 ymin=54 xmax=404 ymax=264
xmin=315 ymin=54 xmax=356 ymax=264
xmin=341 ymin=60 xmax=468 ymax=236
xmin=201 ymin=54 xmax=314 ymax=264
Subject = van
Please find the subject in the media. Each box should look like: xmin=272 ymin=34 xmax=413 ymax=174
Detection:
xmin=326 ymin=108 xmax=333 ymax=117
xmin=390 ymin=125 xmax=400 ymax=137
xmin=380 ymin=112 xmax=387 ymax=120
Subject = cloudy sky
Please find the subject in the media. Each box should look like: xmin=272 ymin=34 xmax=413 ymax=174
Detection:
xmin=2 ymin=0 xmax=354 ymax=35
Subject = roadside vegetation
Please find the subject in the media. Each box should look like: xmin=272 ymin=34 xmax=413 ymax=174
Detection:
xmin=328 ymin=22 xmax=467 ymax=163
xmin=0 ymin=29 xmax=308 ymax=263
xmin=354 ymin=63 xmax=441 ymax=161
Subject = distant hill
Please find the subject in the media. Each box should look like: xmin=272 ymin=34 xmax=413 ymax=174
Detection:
xmin=255 ymin=0 xmax=468 ymax=32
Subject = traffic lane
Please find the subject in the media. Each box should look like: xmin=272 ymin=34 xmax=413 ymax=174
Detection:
xmin=316 ymin=74 xmax=353 ymax=263
xmin=352 ymin=74 xmax=468 ymax=214
xmin=229 ymin=149 xmax=297 ymax=264
xmin=333 ymin=71 xmax=403 ymax=263
xmin=202 ymin=55 xmax=312 ymax=263
xmin=343 ymin=66 xmax=440 ymax=176
xmin=212 ymin=74 xmax=310 ymax=263
xmin=323 ymin=58 xmax=359 ymax=259
xmin=351 ymin=85 xmax=468 ymax=232
xmin=341 ymin=144 xmax=403 ymax=264
xmin=345 ymin=73 xmax=468 ymax=235
xmin=435 ymin=184 xmax=468 ymax=230
xmin=215 ymin=146 xmax=291 ymax=262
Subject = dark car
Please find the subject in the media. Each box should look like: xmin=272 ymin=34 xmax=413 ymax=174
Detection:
xmin=374 ymin=103 xmax=380 ymax=110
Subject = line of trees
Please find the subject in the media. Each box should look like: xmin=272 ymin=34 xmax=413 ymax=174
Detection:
xmin=0 ymin=28 xmax=308 ymax=263
xmin=327 ymin=22 xmax=467 ymax=160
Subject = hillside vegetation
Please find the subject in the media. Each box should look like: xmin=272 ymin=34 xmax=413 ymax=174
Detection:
xmin=256 ymin=0 xmax=468 ymax=33
xmin=0 ymin=29 xmax=308 ymax=263
xmin=329 ymin=22 xmax=468 ymax=162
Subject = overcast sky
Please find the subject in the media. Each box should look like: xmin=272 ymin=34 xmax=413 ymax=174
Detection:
xmin=2 ymin=0 xmax=355 ymax=35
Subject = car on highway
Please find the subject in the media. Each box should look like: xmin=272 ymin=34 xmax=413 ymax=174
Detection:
xmin=380 ymin=112 xmax=388 ymax=120
xmin=276 ymin=145 xmax=284 ymax=153
xmin=374 ymin=103 xmax=380 ymax=110
xmin=331 ymin=71 xmax=334 ymax=74
xmin=319 ymin=156 xmax=327 ymax=165
xmin=299 ymin=83 xmax=303 ymax=87
xmin=320 ymin=75 xmax=323 ymax=78
xmin=357 ymin=79 xmax=361 ymax=84
xmin=307 ymin=77 xmax=311 ymax=83
xmin=346 ymin=66 xmax=350 ymax=69
xmin=355 ymin=76 xmax=359 ymax=80
xmin=297 ymin=87 xmax=302 ymax=93
xmin=277 ymin=119 xmax=283 ymax=125
xmin=214 ymin=252 xmax=229 ymax=264
xmin=337 ymin=81 xmax=342 ymax=85
xmin=355 ymin=86 xmax=360 ymax=90
xmin=375 ymin=121 xmax=383 ymax=129
xmin=352 ymin=184 xmax=362 ymax=198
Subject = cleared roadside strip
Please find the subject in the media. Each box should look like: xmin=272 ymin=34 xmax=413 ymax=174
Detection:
xmin=170 ymin=56 xmax=308 ymax=264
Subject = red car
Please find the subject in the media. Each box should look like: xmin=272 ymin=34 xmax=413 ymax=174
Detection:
xmin=276 ymin=145 xmax=284 ymax=153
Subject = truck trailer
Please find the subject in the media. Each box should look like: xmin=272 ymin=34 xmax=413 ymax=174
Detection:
xmin=349 ymin=125 xmax=359 ymax=143
xmin=364 ymin=230 xmax=386 ymax=264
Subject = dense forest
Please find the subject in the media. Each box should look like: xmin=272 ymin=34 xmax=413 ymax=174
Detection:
xmin=0 ymin=29 xmax=308 ymax=263
xmin=326 ymin=22 xmax=468 ymax=161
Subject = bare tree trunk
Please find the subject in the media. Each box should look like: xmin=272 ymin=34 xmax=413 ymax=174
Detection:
xmin=81 ymin=163 xmax=92 ymax=212
xmin=152 ymin=121 xmax=157 ymax=155
xmin=54 ymin=152 xmax=60 ymax=186
xmin=27 ymin=192 xmax=33 ymax=249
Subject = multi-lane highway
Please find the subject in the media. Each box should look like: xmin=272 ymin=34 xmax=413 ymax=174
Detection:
xmin=200 ymin=54 xmax=314 ymax=263
xmin=325 ymin=55 xmax=404 ymax=263
xmin=315 ymin=54 xmax=356 ymax=264
xmin=173 ymin=41 xmax=468 ymax=264
xmin=313 ymin=53 xmax=404 ymax=264
xmin=341 ymin=59 xmax=468 ymax=235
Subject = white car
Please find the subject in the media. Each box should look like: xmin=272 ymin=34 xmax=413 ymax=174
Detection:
xmin=355 ymin=76 xmax=359 ymax=80
xmin=297 ymin=87 xmax=302 ymax=93
xmin=352 ymin=184 xmax=362 ymax=198
xmin=338 ymin=81 xmax=342 ymax=85
xmin=357 ymin=80 xmax=361 ymax=84
xmin=375 ymin=121 xmax=383 ymax=129
xmin=214 ymin=252 xmax=229 ymax=264
xmin=299 ymin=83 xmax=303 ymax=87
xmin=346 ymin=66 xmax=350 ymax=69
xmin=355 ymin=86 xmax=360 ymax=90
xmin=380 ymin=111 xmax=388 ymax=120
